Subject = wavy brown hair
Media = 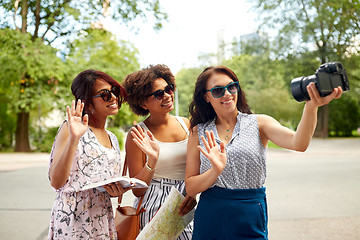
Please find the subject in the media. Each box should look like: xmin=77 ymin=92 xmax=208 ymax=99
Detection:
xmin=122 ymin=64 xmax=176 ymax=116
xmin=189 ymin=66 xmax=252 ymax=129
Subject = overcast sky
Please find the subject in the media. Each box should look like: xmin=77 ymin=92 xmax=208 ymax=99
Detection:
xmin=104 ymin=0 xmax=259 ymax=74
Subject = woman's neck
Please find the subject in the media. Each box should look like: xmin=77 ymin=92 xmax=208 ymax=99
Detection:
xmin=145 ymin=112 xmax=171 ymax=127
xmin=89 ymin=117 xmax=106 ymax=131
xmin=215 ymin=110 xmax=238 ymax=128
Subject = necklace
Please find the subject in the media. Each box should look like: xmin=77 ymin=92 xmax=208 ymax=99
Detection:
xmin=224 ymin=129 xmax=231 ymax=141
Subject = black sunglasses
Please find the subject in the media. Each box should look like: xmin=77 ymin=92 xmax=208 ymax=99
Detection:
xmin=205 ymin=82 xmax=239 ymax=98
xmin=147 ymin=84 xmax=175 ymax=101
xmin=92 ymin=87 xmax=120 ymax=102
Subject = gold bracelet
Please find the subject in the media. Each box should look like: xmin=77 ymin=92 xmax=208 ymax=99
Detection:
xmin=145 ymin=161 xmax=155 ymax=172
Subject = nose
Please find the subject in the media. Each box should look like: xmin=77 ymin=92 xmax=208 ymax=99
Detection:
xmin=110 ymin=92 xmax=117 ymax=101
xmin=224 ymin=88 xmax=233 ymax=97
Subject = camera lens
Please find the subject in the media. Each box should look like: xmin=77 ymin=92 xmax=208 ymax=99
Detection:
xmin=290 ymin=75 xmax=316 ymax=102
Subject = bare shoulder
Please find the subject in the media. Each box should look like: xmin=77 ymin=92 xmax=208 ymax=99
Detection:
xmin=181 ymin=117 xmax=190 ymax=128
xmin=257 ymin=114 xmax=278 ymax=127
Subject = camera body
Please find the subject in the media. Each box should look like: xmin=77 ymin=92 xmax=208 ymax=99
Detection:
xmin=290 ymin=62 xmax=350 ymax=102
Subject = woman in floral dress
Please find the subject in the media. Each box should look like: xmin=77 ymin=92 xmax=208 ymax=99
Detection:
xmin=48 ymin=70 xmax=129 ymax=239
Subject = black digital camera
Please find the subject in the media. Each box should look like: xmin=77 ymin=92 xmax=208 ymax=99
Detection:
xmin=290 ymin=62 xmax=350 ymax=102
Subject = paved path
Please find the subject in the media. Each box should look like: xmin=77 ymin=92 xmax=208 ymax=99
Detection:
xmin=0 ymin=138 xmax=359 ymax=239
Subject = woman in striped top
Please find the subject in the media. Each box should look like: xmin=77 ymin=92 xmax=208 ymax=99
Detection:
xmin=122 ymin=64 xmax=196 ymax=239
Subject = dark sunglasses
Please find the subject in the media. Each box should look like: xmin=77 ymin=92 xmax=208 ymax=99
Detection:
xmin=92 ymin=87 xmax=120 ymax=102
xmin=205 ymin=81 xmax=239 ymax=98
xmin=147 ymin=83 xmax=175 ymax=101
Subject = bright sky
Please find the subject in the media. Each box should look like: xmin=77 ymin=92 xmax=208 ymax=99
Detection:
xmin=104 ymin=0 xmax=259 ymax=74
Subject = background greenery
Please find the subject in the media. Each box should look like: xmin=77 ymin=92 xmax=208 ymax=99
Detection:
xmin=0 ymin=0 xmax=359 ymax=152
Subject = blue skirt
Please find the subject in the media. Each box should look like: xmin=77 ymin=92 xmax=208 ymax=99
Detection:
xmin=192 ymin=186 xmax=268 ymax=240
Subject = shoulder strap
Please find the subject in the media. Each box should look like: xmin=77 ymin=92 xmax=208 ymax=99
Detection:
xmin=138 ymin=121 xmax=149 ymax=132
xmin=174 ymin=116 xmax=190 ymax=136
xmin=121 ymin=150 xmax=146 ymax=213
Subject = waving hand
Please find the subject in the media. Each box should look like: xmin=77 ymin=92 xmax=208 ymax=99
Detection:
xmin=66 ymin=99 xmax=89 ymax=139
xmin=130 ymin=125 xmax=160 ymax=161
xmin=198 ymin=131 xmax=227 ymax=174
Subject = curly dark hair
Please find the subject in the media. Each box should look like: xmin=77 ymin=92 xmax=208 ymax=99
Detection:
xmin=189 ymin=66 xmax=252 ymax=129
xmin=71 ymin=69 xmax=126 ymax=117
xmin=122 ymin=64 xmax=176 ymax=116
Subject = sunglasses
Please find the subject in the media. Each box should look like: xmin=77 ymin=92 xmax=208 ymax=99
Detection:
xmin=92 ymin=87 xmax=120 ymax=102
xmin=147 ymin=83 xmax=175 ymax=101
xmin=205 ymin=81 xmax=240 ymax=98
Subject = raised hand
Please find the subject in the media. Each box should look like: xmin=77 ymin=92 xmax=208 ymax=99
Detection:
xmin=130 ymin=125 xmax=160 ymax=162
xmin=306 ymin=83 xmax=343 ymax=108
xmin=198 ymin=131 xmax=227 ymax=174
xmin=66 ymin=99 xmax=89 ymax=139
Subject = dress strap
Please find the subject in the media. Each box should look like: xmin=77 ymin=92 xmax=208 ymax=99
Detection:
xmin=137 ymin=121 xmax=149 ymax=132
xmin=174 ymin=116 xmax=190 ymax=136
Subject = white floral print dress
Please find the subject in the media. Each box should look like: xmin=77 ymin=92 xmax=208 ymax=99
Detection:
xmin=48 ymin=124 xmax=122 ymax=240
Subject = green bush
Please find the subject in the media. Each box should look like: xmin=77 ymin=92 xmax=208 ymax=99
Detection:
xmin=107 ymin=127 xmax=126 ymax=150
xmin=329 ymin=94 xmax=360 ymax=137
xmin=31 ymin=126 xmax=60 ymax=152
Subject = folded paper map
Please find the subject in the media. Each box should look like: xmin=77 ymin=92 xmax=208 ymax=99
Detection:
xmin=136 ymin=187 xmax=195 ymax=240
xmin=81 ymin=176 xmax=148 ymax=192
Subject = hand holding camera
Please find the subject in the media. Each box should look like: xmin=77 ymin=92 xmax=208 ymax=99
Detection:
xmin=305 ymin=82 xmax=342 ymax=109
xmin=291 ymin=62 xmax=350 ymax=102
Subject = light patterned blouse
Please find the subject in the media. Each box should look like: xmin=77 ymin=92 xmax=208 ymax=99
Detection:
xmin=198 ymin=112 xmax=267 ymax=189
xmin=48 ymin=123 xmax=122 ymax=239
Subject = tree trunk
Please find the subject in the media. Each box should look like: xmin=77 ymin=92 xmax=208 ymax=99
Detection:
xmin=15 ymin=111 xmax=31 ymax=152
xmin=313 ymin=105 xmax=329 ymax=138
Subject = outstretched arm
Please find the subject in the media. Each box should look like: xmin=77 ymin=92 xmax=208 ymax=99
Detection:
xmin=185 ymin=129 xmax=227 ymax=196
xmin=49 ymin=99 xmax=89 ymax=189
xmin=259 ymin=83 xmax=343 ymax=151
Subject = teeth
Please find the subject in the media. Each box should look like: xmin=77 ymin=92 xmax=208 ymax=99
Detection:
xmin=222 ymin=99 xmax=232 ymax=104
xmin=108 ymin=103 xmax=117 ymax=108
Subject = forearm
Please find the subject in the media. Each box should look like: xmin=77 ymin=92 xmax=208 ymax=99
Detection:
xmin=49 ymin=137 xmax=79 ymax=189
xmin=292 ymin=102 xmax=318 ymax=151
xmin=131 ymin=155 xmax=157 ymax=197
xmin=185 ymin=168 xmax=220 ymax=196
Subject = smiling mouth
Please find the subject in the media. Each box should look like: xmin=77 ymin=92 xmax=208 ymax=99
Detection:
xmin=222 ymin=99 xmax=233 ymax=104
xmin=107 ymin=103 xmax=118 ymax=108
xmin=162 ymin=101 xmax=173 ymax=107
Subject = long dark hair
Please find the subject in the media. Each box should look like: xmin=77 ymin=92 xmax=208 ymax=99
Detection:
xmin=189 ymin=66 xmax=252 ymax=129
xmin=71 ymin=69 xmax=126 ymax=117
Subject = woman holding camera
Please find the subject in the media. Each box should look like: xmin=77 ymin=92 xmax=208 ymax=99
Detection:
xmin=185 ymin=66 xmax=342 ymax=239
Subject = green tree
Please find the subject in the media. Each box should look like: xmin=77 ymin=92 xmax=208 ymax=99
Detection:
xmin=225 ymin=54 xmax=302 ymax=128
xmin=175 ymin=67 xmax=202 ymax=117
xmin=252 ymin=0 xmax=360 ymax=137
xmin=0 ymin=28 xmax=68 ymax=151
xmin=0 ymin=0 xmax=167 ymax=151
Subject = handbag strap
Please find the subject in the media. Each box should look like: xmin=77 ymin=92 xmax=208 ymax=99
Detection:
xmin=122 ymin=151 xmax=146 ymax=214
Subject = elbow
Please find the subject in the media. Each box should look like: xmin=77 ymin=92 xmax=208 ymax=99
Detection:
xmin=49 ymin=176 xmax=66 ymax=190
xmin=294 ymin=145 xmax=308 ymax=152
xmin=50 ymin=180 xmax=63 ymax=190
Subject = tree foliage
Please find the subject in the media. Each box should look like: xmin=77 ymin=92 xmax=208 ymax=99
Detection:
xmin=0 ymin=0 xmax=167 ymax=43
xmin=0 ymin=0 xmax=167 ymax=151
xmin=251 ymin=0 xmax=360 ymax=137
xmin=175 ymin=67 xmax=202 ymax=117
